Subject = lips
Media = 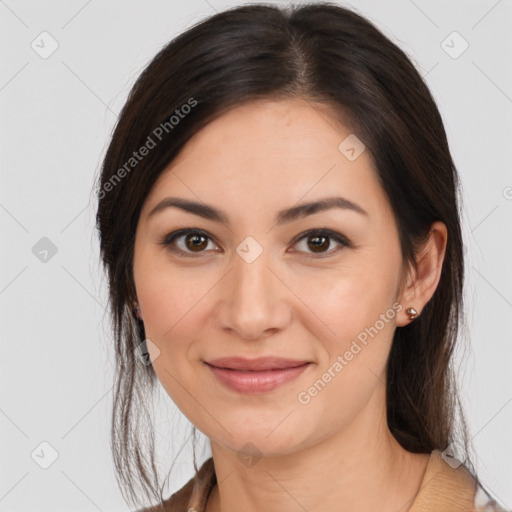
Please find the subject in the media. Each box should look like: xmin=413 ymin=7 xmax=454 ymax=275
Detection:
xmin=204 ymin=357 xmax=312 ymax=394
xmin=205 ymin=356 xmax=310 ymax=371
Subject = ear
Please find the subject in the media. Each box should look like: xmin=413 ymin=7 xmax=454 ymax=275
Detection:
xmin=132 ymin=302 xmax=143 ymax=320
xmin=396 ymin=221 xmax=448 ymax=327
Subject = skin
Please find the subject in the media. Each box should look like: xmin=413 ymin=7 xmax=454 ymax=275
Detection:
xmin=132 ymin=98 xmax=448 ymax=512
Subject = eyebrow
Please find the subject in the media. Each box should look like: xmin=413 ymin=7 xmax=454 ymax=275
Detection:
xmin=147 ymin=195 xmax=368 ymax=226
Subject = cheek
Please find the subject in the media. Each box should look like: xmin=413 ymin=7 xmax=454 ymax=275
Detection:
xmin=139 ymin=275 xmax=207 ymax=418
xmin=291 ymin=261 xmax=400 ymax=401
xmin=292 ymin=265 xmax=396 ymax=346
xmin=135 ymin=255 xmax=213 ymax=336
xmin=134 ymin=260 xmax=216 ymax=386
xmin=294 ymin=276 xmax=397 ymax=431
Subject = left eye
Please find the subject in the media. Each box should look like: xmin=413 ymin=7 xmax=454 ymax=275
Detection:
xmin=291 ymin=229 xmax=350 ymax=257
xmin=159 ymin=228 xmax=350 ymax=258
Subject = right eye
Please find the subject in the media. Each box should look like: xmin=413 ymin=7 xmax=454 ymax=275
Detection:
xmin=158 ymin=228 xmax=219 ymax=257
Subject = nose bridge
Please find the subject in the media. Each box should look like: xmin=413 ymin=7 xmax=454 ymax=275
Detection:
xmin=234 ymin=236 xmax=277 ymax=307
xmin=215 ymin=237 xmax=290 ymax=339
xmin=234 ymin=241 xmax=274 ymax=300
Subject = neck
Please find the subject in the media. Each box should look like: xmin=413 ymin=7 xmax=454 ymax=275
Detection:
xmin=205 ymin=384 xmax=430 ymax=512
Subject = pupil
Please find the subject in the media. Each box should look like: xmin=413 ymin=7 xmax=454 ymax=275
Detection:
xmin=309 ymin=235 xmax=328 ymax=252
xmin=187 ymin=234 xmax=207 ymax=251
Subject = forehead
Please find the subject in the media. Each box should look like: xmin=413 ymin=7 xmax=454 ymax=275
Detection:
xmin=142 ymin=99 xmax=390 ymax=222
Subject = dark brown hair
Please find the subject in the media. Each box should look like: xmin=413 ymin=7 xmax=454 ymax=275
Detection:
xmin=96 ymin=2 xmax=479 ymax=508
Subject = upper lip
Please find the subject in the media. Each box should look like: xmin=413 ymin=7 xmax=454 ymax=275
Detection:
xmin=205 ymin=357 xmax=311 ymax=371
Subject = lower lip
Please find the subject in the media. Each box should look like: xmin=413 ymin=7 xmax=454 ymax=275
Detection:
xmin=205 ymin=363 xmax=311 ymax=394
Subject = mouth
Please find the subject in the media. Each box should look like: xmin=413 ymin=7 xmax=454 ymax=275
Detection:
xmin=205 ymin=356 xmax=311 ymax=371
xmin=203 ymin=357 xmax=312 ymax=394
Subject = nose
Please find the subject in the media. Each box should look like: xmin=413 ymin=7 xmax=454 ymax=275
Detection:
xmin=214 ymin=248 xmax=292 ymax=341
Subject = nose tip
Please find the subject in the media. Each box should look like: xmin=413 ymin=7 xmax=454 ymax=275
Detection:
xmin=228 ymin=326 xmax=279 ymax=341
xmin=213 ymin=261 xmax=292 ymax=342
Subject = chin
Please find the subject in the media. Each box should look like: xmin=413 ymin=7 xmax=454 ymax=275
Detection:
xmin=209 ymin=421 xmax=312 ymax=460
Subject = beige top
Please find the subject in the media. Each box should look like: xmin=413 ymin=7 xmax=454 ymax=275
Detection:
xmin=140 ymin=449 xmax=507 ymax=512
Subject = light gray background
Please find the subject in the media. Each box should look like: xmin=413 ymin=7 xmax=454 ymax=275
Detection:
xmin=1 ymin=0 xmax=511 ymax=510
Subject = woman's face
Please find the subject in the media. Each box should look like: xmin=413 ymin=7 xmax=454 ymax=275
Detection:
xmin=133 ymin=99 xmax=412 ymax=457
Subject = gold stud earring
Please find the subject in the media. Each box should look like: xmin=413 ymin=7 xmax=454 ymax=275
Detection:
xmin=406 ymin=307 xmax=418 ymax=320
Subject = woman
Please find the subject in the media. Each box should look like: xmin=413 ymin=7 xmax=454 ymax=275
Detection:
xmin=95 ymin=3 xmax=508 ymax=511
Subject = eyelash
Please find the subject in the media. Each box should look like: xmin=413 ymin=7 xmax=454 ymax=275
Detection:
xmin=158 ymin=228 xmax=351 ymax=259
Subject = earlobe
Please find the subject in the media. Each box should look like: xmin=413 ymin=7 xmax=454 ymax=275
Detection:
xmin=405 ymin=307 xmax=419 ymax=321
xmin=132 ymin=302 xmax=143 ymax=320
xmin=395 ymin=301 xmax=420 ymax=327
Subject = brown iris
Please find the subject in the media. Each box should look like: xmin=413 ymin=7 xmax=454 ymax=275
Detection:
xmin=185 ymin=233 xmax=209 ymax=252
xmin=308 ymin=234 xmax=330 ymax=253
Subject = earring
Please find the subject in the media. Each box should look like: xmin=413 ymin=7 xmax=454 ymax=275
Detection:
xmin=406 ymin=307 xmax=418 ymax=320
xmin=133 ymin=306 xmax=142 ymax=320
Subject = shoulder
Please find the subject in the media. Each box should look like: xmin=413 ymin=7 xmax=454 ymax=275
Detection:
xmin=411 ymin=449 xmax=509 ymax=512
xmin=136 ymin=457 xmax=216 ymax=512
xmin=473 ymin=480 xmax=510 ymax=511
xmin=135 ymin=452 xmax=510 ymax=512
xmin=134 ymin=478 xmax=195 ymax=512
